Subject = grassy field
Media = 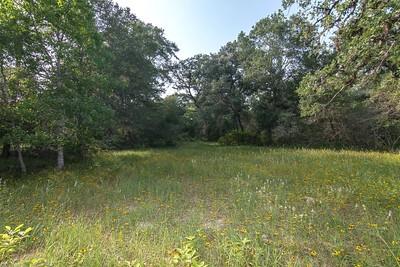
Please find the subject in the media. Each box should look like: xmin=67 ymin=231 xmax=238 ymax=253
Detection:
xmin=0 ymin=143 xmax=400 ymax=266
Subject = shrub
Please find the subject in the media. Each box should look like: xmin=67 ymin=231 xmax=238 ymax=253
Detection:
xmin=0 ymin=224 xmax=32 ymax=262
xmin=259 ymin=130 xmax=272 ymax=146
xmin=218 ymin=130 xmax=262 ymax=146
xmin=170 ymin=235 xmax=207 ymax=267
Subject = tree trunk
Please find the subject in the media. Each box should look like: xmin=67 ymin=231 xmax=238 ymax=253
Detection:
xmin=55 ymin=41 xmax=65 ymax=170
xmin=56 ymin=117 xmax=65 ymax=170
xmin=57 ymin=144 xmax=64 ymax=170
xmin=1 ymin=61 xmax=11 ymax=159
xmin=236 ymin=114 xmax=244 ymax=132
xmin=2 ymin=143 xmax=11 ymax=158
xmin=16 ymin=144 xmax=26 ymax=174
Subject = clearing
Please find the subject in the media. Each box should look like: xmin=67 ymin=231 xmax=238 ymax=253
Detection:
xmin=1 ymin=143 xmax=399 ymax=266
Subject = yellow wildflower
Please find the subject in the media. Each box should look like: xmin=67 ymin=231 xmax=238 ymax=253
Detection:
xmin=332 ymin=249 xmax=342 ymax=257
xmin=348 ymin=224 xmax=356 ymax=230
xmin=355 ymin=244 xmax=366 ymax=252
xmin=310 ymin=250 xmax=317 ymax=257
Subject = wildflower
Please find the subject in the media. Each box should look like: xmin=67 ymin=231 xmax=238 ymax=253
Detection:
xmin=332 ymin=249 xmax=342 ymax=257
xmin=355 ymin=244 xmax=366 ymax=252
xmin=348 ymin=224 xmax=356 ymax=230
xmin=309 ymin=250 xmax=317 ymax=257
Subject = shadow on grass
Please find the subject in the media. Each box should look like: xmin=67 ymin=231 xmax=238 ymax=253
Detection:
xmin=0 ymin=148 xmax=155 ymax=181
xmin=0 ymin=155 xmax=56 ymax=178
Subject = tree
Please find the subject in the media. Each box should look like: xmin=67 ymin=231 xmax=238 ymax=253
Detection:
xmin=173 ymin=54 xmax=212 ymax=109
xmin=174 ymin=11 xmax=327 ymax=143
xmin=93 ymin=0 xmax=178 ymax=147
xmin=1 ymin=0 xmax=181 ymax=173
xmin=0 ymin=0 xmax=38 ymax=172
xmin=175 ymin=47 xmax=248 ymax=140
xmin=23 ymin=0 xmax=108 ymax=169
xmin=286 ymin=0 xmax=400 ymax=148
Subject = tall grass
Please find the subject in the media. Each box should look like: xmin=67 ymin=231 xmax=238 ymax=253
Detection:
xmin=0 ymin=142 xmax=399 ymax=266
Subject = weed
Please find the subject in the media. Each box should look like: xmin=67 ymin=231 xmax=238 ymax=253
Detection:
xmin=0 ymin=224 xmax=32 ymax=262
xmin=0 ymin=143 xmax=399 ymax=266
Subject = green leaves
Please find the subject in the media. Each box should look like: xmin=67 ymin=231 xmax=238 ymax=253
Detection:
xmin=171 ymin=235 xmax=208 ymax=267
xmin=284 ymin=0 xmax=400 ymax=148
xmin=1 ymin=0 xmax=179 ymax=169
xmin=0 ymin=224 xmax=33 ymax=262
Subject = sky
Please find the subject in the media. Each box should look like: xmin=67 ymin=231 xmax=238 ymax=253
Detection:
xmin=115 ymin=0 xmax=284 ymax=59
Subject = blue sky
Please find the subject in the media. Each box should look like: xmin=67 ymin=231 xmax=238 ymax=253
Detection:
xmin=115 ymin=0 xmax=283 ymax=59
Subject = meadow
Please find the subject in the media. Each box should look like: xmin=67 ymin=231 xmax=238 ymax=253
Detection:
xmin=0 ymin=143 xmax=400 ymax=266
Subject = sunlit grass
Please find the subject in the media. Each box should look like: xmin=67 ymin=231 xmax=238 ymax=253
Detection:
xmin=1 ymin=142 xmax=399 ymax=266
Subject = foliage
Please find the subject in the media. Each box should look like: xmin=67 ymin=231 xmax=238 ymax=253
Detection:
xmin=218 ymin=130 xmax=262 ymax=146
xmin=2 ymin=0 xmax=399 ymax=175
xmin=94 ymin=0 xmax=178 ymax=148
xmin=174 ymin=46 xmax=249 ymax=141
xmin=220 ymin=236 xmax=255 ymax=266
xmin=170 ymin=236 xmax=207 ymax=267
xmin=243 ymin=11 xmax=327 ymax=139
xmin=126 ymin=95 xmax=185 ymax=147
xmin=0 ymin=224 xmax=32 ymax=262
xmin=286 ymin=0 xmax=400 ymax=148
xmin=175 ymin=1 xmax=399 ymax=150
xmin=174 ymin=11 xmax=330 ymax=145
xmin=0 ymin=0 xmax=180 ymax=172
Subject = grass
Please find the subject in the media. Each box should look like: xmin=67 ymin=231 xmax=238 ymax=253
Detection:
xmin=0 ymin=142 xmax=400 ymax=266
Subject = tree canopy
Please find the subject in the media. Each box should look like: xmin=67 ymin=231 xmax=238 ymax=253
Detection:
xmin=1 ymin=0 xmax=399 ymax=173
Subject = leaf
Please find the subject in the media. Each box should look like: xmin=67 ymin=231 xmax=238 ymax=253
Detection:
xmin=15 ymin=224 xmax=24 ymax=231
xmin=24 ymin=227 xmax=33 ymax=235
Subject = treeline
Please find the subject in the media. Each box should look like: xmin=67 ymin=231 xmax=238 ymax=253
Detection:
xmin=1 ymin=0 xmax=399 ymax=173
xmin=0 ymin=0 xmax=183 ymax=172
xmin=175 ymin=0 xmax=399 ymax=149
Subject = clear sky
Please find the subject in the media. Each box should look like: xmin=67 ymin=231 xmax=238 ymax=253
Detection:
xmin=115 ymin=0 xmax=283 ymax=59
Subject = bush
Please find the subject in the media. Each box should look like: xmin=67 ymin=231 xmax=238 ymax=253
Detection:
xmin=0 ymin=224 xmax=32 ymax=262
xmin=218 ymin=130 xmax=262 ymax=146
